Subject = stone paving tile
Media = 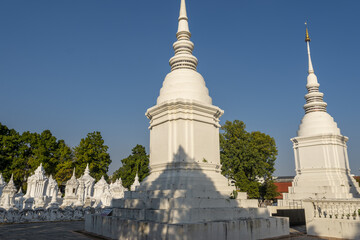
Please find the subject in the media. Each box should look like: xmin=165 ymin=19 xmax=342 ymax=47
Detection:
xmin=0 ymin=221 xmax=332 ymax=240
xmin=0 ymin=221 xmax=91 ymax=240
xmin=271 ymin=225 xmax=328 ymax=240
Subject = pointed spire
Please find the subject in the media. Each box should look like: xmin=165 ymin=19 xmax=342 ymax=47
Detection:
xmin=305 ymin=22 xmax=314 ymax=74
xmin=0 ymin=173 xmax=5 ymax=185
xmin=84 ymin=164 xmax=90 ymax=175
xmin=177 ymin=0 xmax=190 ymax=37
xmin=9 ymin=174 xmax=14 ymax=183
xmin=302 ymin=23 xmax=327 ymax=114
xmin=169 ymin=0 xmax=198 ymax=71
xmin=305 ymin=22 xmax=311 ymax=42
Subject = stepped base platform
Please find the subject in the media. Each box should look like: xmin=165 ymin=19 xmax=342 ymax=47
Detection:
xmin=85 ymin=215 xmax=289 ymax=240
xmin=85 ymin=189 xmax=289 ymax=239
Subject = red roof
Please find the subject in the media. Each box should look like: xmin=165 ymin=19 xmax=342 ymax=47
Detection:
xmin=274 ymin=182 xmax=292 ymax=199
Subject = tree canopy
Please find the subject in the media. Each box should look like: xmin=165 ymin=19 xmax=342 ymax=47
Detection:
xmin=0 ymin=123 xmax=112 ymax=190
xmin=74 ymin=131 xmax=111 ymax=181
xmin=220 ymin=120 xmax=278 ymax=199
xmin=112 ymin=144 xmax=149 ymax=190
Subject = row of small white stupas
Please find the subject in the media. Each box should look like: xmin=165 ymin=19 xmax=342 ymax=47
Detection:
xmin=0 ymin=164 xmax=141 ymax=210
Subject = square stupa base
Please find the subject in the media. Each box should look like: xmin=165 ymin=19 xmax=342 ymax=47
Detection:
xmin=85 ymin=214 xmax=289 ymax=240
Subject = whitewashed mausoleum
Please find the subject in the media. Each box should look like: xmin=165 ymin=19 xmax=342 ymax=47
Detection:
xmin=0 ymin=163 xmax=127 ymax=211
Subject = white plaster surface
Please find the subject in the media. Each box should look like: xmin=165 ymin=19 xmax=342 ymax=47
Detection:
xmin=85 ymin=214 xmax=289 ymax=240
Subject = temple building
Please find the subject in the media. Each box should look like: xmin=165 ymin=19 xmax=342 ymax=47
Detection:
xmin=279 ymin=26 xmax=360 ymax=206
xmin=0 ymin=164 xmax=125 ymax=210
xmin=85 ymin=1 xmax=288 ymax=239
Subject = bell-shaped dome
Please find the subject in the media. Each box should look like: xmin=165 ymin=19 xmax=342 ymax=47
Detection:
xmin=156 ymin=0 xmax=212 ymax=105
xmin=157 ymin=69 xmax=212 ymax=105
xmin=297 ymin=111 xmax=340 ymax=137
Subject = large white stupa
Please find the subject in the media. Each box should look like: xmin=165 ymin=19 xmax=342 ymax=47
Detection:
xmin=280 ymin=26 xmax=360 ymax=206
xmin=85 ymin=1 xmax=288 ymax=239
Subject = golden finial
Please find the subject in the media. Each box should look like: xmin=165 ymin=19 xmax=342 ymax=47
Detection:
xmin=305 ymin=22 xmax=311 ymax=42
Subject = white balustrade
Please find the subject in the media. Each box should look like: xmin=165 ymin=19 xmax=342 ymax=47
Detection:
xmin=310 ymin=199 xmax=360 ymax=220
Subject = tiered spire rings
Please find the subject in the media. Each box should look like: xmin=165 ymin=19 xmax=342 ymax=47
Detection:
xmin=303 ymin=23 xmax=327 ymax=114
xmin=169 ymin=0 xmax=198 ymax=71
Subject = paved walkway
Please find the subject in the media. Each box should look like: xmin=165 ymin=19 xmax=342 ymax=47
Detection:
xmin=0 ymin=221 xmax=94 ymax=240
xmin=0 ymin=221 xmax=328 ymax=240
xmin=276 ymin=225 xmax=326 ymax=239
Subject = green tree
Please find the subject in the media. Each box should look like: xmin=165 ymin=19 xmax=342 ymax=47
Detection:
xmin=74 ymin=131 xmax=111 ymax=181
xmin=21 ymin=130 xmax=62 ymax=174
xmin=260 ymin=180 xmax=280 ymax=200
xmin=9 ymin=129 xmax=73 ymax=190
xmin=54 ymin=140 xmax=74 ymax=185
xmin=112 ymin=145 xmax=150 ymax=190
xmin=0 ymin=123 xmax=22 ymax=183
xmin=220 ymin=120 xmax=278 ymax=199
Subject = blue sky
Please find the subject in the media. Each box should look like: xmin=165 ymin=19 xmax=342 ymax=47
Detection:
xmin=1 ymin=0 xmax=360 ymax=176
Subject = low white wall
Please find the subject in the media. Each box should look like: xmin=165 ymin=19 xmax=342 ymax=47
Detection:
xmin=304 ymin=199 xmax=360 ymax=239
xmin=307 ymin=218 xmax=360 ymax=239
xmin=0 ymin=206 xmax=108 ymax=223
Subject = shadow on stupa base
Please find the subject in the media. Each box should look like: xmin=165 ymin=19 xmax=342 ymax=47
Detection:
xmin=85 ymin=214 xmax=289 ymax=240
xmin=85 ymin=147 xmax=289 ymax=239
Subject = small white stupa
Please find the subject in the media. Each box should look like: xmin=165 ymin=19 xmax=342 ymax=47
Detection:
xmin=24 ymin=163 xmax=49 ymax=209
xmin=14 ymin=188 xmax=25 ymax=209
xmin=76 ymin=164 xmax=95 ymax=206
xmin=280 ymin=25 xmax=360 ymax=206
xmin=0 ymin=174 xmax=17 ymax=209
xmin=109 ymin=178 xmax=127 ymax=199
xmin=47 ymin=175 xmax=60 ymax=207
xmin=93 ymin=176 xmax=112 ymax=207
xmin=62 ymin=168 xmax=79 ymax=207
xmin=130 ymin=173 xmax=140 ymax=191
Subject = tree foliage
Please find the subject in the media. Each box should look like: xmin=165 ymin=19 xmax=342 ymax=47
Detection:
xmin=112 ymin=145 xmax=150 ymax=190
xmin=74 ymin=131 xmax=111 ymax=181
xmin=0 ymin=123 xmax=112 ymax=189
xmin=0 ymin=123 xmax=22 ymax=184
xmin=220 ymin=120 xmax=278 ymax=199
xmin=260 ymin=180 xmax=280 ymax=200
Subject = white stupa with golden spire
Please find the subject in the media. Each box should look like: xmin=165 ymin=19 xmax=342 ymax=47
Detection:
xmin=280 ymin=24 xmax=360 ymax=206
